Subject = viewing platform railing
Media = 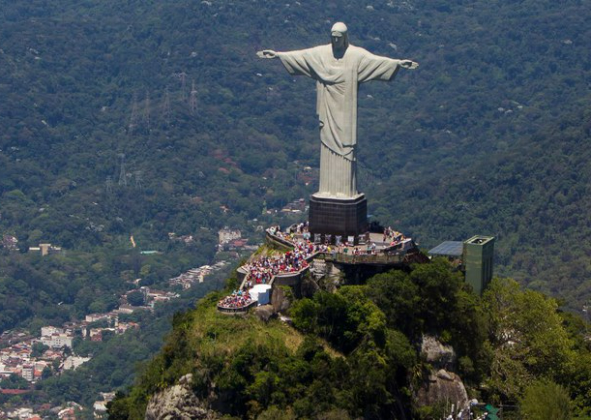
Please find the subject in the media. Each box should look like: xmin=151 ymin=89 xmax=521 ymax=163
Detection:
xmin=217 ymin=299 xmax=257 ymax=314
xmin=324 ymin=251 xmax=406 ymax=265
xmin=220 ymin=226 xmax=421 ymax=313
xmin=236 ymin=230 xmax=320 ymax=291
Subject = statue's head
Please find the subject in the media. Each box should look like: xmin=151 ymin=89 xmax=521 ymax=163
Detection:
xmin=330 ymin=22 xmax=348 ymax=51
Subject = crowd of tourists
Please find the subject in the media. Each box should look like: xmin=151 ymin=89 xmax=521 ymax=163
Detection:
xmin=218 ymin=289 xmax=253 ymax=310
xmin=217 ymin=223 xmax=413 ymax=312
xmin=270 ymin=225 xmax=386 ymax=257
xmin=218 ymin=226 xmax=323 ymax=311
xmin=268 ymin=223 xmax=310 ymax=242
xmin=242 ymin=232 xmax=324 ymax=287
xmin=382 ymin=226 xmax=404 ymax=243
xmin=380 ymin=227 xmax=414 ymax=252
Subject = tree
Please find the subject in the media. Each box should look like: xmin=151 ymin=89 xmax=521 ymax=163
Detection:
xmin=483 ymin=278 xmax=575 ymax=401
xmin=127 ymin=290 xmax=145 ymax=307
xmin=366 ymin=270 xmax=421 ymax=339
xmin=291 ymin=287 xmax=386 ymax=353
xmin=42 ymin=366 xmax=53 ymax=380
xmin=31 ymin=341 xmax=49 ymax=358
xmin=408 ymin=259 xmax=464 ymax=335
xmin=0 ymin=373 xmax=30 ymax=390
xmin=106 ymin=392 xmax=133 ymax=420
xmin=519 ymin=380 xmax=572 ymax=420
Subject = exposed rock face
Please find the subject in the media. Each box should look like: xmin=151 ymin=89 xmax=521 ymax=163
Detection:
xmin=301 ymin=274 xmax=322 ymax=297
xmin=415 ymin=336 xmax=469 ymax=411
xmin=145 ymin=374 xmax=219 ymax=420
xmin=253 ymin=305 xmax=274 ymax=323
xmin=271 ymin=286 xmax=291 ymax=313
xmin=416 ymin=368 xmax=469 ymax=409
xmin=421 ymin=335 xmax=456 ymax=369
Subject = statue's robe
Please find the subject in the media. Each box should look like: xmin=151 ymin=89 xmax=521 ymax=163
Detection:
xmin=277 ymin=44 xmax=402 ymax=198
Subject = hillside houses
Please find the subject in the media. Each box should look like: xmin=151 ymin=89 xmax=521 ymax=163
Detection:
xmin=28 ymin=243 xmax=62 ymax=256
xmin=169 ymin=261 xmax=229 ymax=289
xmin=1 ymin=234 xmax=18 ymax=251
xmin=87 ymin=322 xmax=139 ymax=342
xmin=0 ymin=342 xmax=52 ymax=382
xmin=168 ymin=232 xmax=195 ymax=245
xmin=40 ymin=327 xmax=74 ymax=349
xmin=218 ymin=227 xmax=241 ymax=244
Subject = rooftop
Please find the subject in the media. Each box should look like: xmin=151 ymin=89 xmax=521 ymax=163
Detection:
xmin=428 ymin=241 xmax=463 ymax=257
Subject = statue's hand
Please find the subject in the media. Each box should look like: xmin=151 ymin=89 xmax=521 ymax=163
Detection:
xmin=257 ymin=50 xmax=277 ymax=59
xmin=400 ymin=59 xmax=419 ymax=69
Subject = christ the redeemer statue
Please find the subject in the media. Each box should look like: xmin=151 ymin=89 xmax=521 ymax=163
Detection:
xmin=258 ymin=22 xmax=418 ymax=199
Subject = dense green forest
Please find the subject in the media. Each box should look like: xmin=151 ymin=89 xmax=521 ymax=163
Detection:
xmin=1 ymin=0 xmax=590 ymax=317
xmin=0 ymin=0 xmax=590 ymax=414
xmin=108 ymin=261 xmax=591 ymax=419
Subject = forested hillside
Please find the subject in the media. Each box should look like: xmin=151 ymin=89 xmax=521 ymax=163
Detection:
xmin=0 ymin=0 xmax=590 ymax=323
xmin=375 ymin=106 xmax=591 ymax=305
xmin=109 ymin=263 xmax=591 ymax=419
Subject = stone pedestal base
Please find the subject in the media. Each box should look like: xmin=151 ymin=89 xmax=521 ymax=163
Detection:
xmin=309 ymin=194 xmax=368 ymax=242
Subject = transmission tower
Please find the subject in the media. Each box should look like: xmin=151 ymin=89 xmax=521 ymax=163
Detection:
xmin=118 ymin=154 xmax=127 ymax=186
xmin=143 ymin=90 xmax=151 ymax=132
xmin=134 ymin=170 xmax=143 ymax=189
xmin=177 ymin=72 xmax=187 ymax=99
xmin=105 ymin=176 xmax=113 ymax=194
xmin=163 ymin=87 xmax=171 ymax=126
xmin=128 ymin=93 xmax=138 ymax=135
xmin=189 ymin=80 xmax=198 ymax=114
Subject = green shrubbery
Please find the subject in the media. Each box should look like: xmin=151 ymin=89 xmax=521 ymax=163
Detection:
xmin=110 ymin=258 xmax=591 ymax=418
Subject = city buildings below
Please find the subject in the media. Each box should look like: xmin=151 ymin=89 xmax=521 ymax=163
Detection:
xmin=117 ymin=304 xmax=142 ymax=314
xmin=62 ymin=356 xmax=91 ymax=371
xmin=1 ymin=234 xmax=19 ymax=251
xmin=0 ymin=329 xmax=33 ymax=348
xmin=218 ymin=238 xmax=250 ymax=251
xmin=264 ymin=198 xmax=308 ymax=215
xmin=218 ymin=227 xmax=241 ymax=245
xmin=168 ymin=232 xmax=195 ymax=245
xmin=21 ymin=364 xmax=34 ymax=381
xmin=93 ymin=392 xmax=116 ymax=419
xmin=138 ymin=287 xmax=179 ymax=308
xmin=85 ymin=313 xmax=115 ymax=324
xmin=28 ymin=243 xmax=62 ymax=256
xmin=88 ymin=322 xmax=139 ymax=342
xmin=169 ymin=261 xmax=228 ymax=289
xmin=0 ymin=342 xmax=51 ymax=382
xmin=281 ymin=198 xmax=307 ymax=214
xmin=57 ymin=403 xmax=84 ymax=420
xmin=39 ymin=327 xmax=74 ymax=349
xmin=6 ymin=408 xmax=37 ymax=419
xmin=0 ymin=235 xmax=228 ymax=414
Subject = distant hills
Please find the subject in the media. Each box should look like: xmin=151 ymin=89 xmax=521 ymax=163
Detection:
xmin=0 ymin=0 xmax=590 ymax=308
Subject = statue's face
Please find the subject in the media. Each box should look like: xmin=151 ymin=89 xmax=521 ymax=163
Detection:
xmin=331 ymin=33 xmax=346 ymax=49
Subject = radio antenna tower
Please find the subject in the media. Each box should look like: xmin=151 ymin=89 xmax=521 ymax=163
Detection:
xmin=190 ymin=80 xmax=198 ymax=114
xmin=118 ymin=154 xmax=127 ymax=186
xmin=105 ymin=176 xmax=113 ymax=194
xmin=177 ymin=72 xmax=187 ymax=99
xmin=143 ymin=90 xmax=151 ymax=132
xmin=128 ymin=93 xmax=138 ymax=135
xmin=163 ymin=87 xmax=171 ymax=126
xmin=134 ymin=170 xmax=143 ymax=189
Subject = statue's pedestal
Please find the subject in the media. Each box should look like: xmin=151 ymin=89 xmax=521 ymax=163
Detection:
xmin=309 ymin=193 xmax=368 ymax=242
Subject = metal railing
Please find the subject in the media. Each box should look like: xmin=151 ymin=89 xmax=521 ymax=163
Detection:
xmin=217 ymin=300 xmax=257 ymax=314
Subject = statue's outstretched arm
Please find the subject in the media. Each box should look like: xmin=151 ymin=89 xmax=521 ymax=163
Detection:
xmin=257 ymin=50 xmax=278 ymax=59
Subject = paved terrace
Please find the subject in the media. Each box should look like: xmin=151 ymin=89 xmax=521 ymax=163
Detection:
xmin=217 ymin=224 xmax=420 ymax=313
